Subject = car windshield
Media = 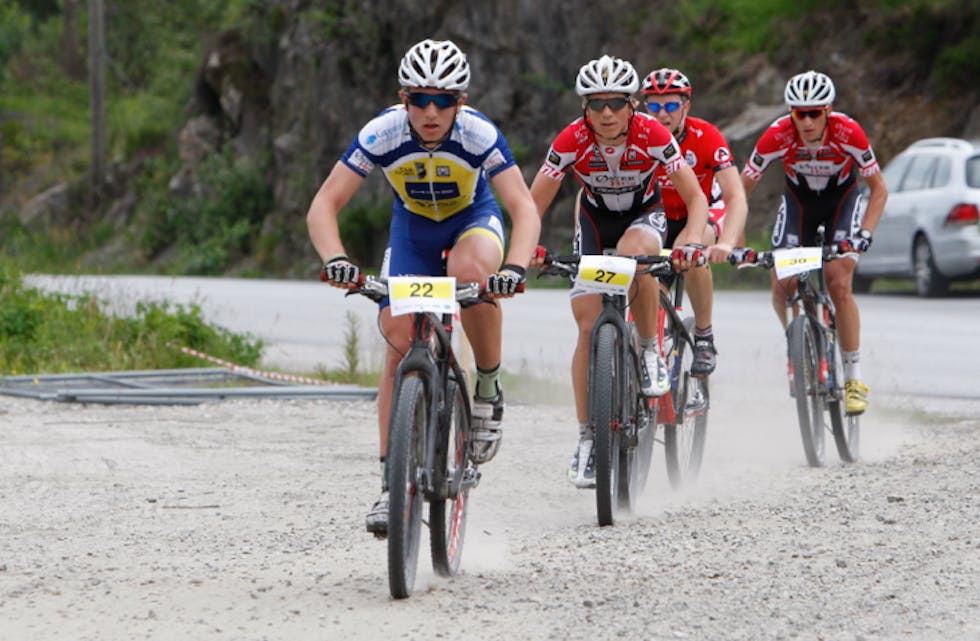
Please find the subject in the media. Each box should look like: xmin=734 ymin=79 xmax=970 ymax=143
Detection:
xmin=967 ymin=155 xmax=980 ymax=188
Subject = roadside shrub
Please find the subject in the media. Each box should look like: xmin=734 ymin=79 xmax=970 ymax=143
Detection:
xmin=0 ymin=258 xmax=263 ymax=375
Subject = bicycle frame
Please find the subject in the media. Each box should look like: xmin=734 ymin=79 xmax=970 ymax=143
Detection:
xmin=388 ymin=307 xmax=473 ymax=501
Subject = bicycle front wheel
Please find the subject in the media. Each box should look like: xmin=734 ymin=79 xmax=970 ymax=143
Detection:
xmin=788 ymin=316 xmax=826 ymax=467
xmin=430 ymin=378 xmax=470 ymax=577
xmin=828 ymin=336 xmax=860 ymax=463
xmin=591 ymin=323 xmax=623 ymax=527
xmin=387 ymin=374 xmax=427 ymax=599
xmin=664 ymin=317 xmax=708 ymax=489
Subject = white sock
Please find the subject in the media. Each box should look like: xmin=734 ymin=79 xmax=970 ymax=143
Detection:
xmin=843 ymin=350 xmax=861 ymax=381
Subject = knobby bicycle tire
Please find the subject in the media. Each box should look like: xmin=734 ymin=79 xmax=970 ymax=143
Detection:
xmin=386 ymin=374 xmax=427 ymax=599
xmin=429 ymin=377 xmax=470 ymax=577
xmin=591 ymin=323 xmax=622 ymax=527
xmin=827 ymin=334 xmax=860 ymax=463
xmin=664 ymin=316 xmax=708 ymax=488
xmin=788 ymin=316 xmax=826 ymax=467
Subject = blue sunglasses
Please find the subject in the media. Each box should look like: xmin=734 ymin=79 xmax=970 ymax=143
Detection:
xmin=406 ymin=92 xmax=459 ymax=110
xmin=645 ymin=100 xmax=683 ymax=114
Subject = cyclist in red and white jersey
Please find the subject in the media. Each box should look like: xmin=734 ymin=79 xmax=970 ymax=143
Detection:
xmin=741 ymin=70 xmax=888 ymax=414
xmin=641 ymin=67 xmax=749 ymax=377
xmin=529 ymin=55 xmax=708 ymax=488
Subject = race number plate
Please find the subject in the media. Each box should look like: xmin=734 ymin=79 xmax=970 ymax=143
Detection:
xmin=574 ymin=255 xmax=637 ymax=294
xmin=388 ymin=276 xmax=456 ymax=316
xmin=772 ymin=247 xmax=822 ymax=279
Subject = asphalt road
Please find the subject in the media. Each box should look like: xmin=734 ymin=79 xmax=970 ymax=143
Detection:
xmin=24 ymin=274 xmax=980 ymax=403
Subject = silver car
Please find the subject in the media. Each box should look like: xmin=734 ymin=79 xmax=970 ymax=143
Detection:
xmin=856 ymin=137 xmax=980 ymax=296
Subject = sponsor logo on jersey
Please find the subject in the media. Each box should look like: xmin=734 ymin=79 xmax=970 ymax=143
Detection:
xmin=714 ymin=147 xmax=732 ymax=164
xmin=752 ymin=152 xmax=764 ymax=167
xmin=485 ymin=148 xmax=507 ymax=172
xmin=415 ymin=162 xmax=427 ymax=180
xmin=548 ymin=150 xmax=561 ymax=165
xmin=348 ymin=149 xmax=373 ymax=174
xmin=685 ymin=150 xmax=697 ymax=167
xmin=437 ymin=165 xmax=450 ymax=177
xmin=663 ymin=143 xmax=678 ymax=159
xmin=405 ymin=182 xmax=461 ymax=200
xmin=861 ymin=150 xmax=874 ymax=163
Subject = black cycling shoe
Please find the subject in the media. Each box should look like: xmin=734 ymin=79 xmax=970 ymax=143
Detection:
xmin=690 ymin=339 xmax=717 ymax=377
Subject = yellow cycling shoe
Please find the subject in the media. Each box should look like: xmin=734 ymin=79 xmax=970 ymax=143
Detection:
xmin=845 ymin=379 xmax=870 ymax=415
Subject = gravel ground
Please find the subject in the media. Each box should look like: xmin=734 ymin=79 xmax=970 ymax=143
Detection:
xmin=1 ymin=385 xmax=978 ymax=641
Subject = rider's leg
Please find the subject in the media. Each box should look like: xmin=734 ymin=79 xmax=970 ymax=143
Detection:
xmin=685 ymin=223 xmax=717 ymax=331
xmin=377 ymin=308 xmax=413 ymax=457
xmin=448 ymin=233 xmax=504 ymax=393
xmin=369 ymin=308 xmax=412 ymax=534
xmin=685 ymin=223 xmax=718 ymax=375
xmin=569 ymin=293 xmax=601 ymax=487
xmin=825 ymin=258 xmax=869 ymax=412
xmin=617 ymin=226 xmax=661 ymax=339
xmin=617 ymin=227 xmax=670 ymax=396
xmin=570 ymin=294 xmax=602 ymax=425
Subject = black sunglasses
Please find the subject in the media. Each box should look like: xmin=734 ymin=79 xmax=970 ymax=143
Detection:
xmin=791 ymin=108 xmax=826 ymax=120
xmin=586 ymin=97 xmax=630 ymax=112
xmin=645 ymin=101 xmax=683 ymax=114
xmin=406 ymin=92 xmax=459 ymax=110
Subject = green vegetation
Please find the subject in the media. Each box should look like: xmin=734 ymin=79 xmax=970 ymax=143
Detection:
xmin=0 ymin=258 xmax=262 ymax=375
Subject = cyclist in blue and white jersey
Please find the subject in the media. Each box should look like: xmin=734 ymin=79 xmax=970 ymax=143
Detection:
xmin=307 ymin=39 xmax=540 ymax=536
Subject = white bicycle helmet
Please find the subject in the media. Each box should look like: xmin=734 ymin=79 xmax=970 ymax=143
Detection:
xmin=575 ymin=55 xmax=639 ymax=96
xmin=398 ymin=39 xmax=470 ymax=91
xmin=784 ymin=70 xmax=836 ymax=108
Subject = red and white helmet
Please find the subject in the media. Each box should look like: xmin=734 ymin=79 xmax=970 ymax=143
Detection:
xmin=398 ymin=39 xmax=470 ymax=91
xmin=641 ymin=68 xmax=693 ymax=96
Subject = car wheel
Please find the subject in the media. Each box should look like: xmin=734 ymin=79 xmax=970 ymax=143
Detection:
xmin=913 ymin=236 xmax=949 ymax=297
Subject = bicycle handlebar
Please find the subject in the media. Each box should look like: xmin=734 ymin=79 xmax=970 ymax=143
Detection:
xmin=727 ymin=243 xmax=856 ymax=270
xmin=345 ymin=274 xmax=523 ymax=305
xmin=537 ymin=249 xmax=679 ymax=280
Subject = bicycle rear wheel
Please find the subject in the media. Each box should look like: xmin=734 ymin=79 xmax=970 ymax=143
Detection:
xmin=387 ymin=374 xmax=427 ymax=599
xmin=430 ymin=377 xmax=470 ymax=577
xmin=664 ymin=317 xmax=708 ymax=489
xmin=591 ymin=323 xmax=623 ymax=527
xmin=828 ymin=336 xmax=860 ymax=463
xmin=788 ymin=316 xmax=826 ymax=467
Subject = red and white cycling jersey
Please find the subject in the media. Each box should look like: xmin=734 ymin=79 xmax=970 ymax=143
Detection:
xmin=536 ymin=112 xmax=685 ymax=213
xmin=742 ymin=112 xmax=880 ymax=194
xmin=654 ymin=116 xmax=735 ymax=220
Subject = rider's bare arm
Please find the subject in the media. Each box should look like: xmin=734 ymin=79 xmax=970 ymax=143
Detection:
xmin=860 ymin=170 xmax=888 ymax=233
xmin=306 ymin=161 xmax=365 ymax=265
xmin=492 ymin=165 xmax=542 ymax=270
xmin=709 ymin=165 xmax=750 ymax=262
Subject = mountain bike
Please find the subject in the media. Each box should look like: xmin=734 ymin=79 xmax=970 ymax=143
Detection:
xmin=655 ymin=258 xmax=709 ymax=489
xmin=539 ymin=251 xmax=674 ymax=526
xmin=729 ymin=243 xmax=859 ymax=467
xmin=344 ymin=274 xmax=510 ymax=599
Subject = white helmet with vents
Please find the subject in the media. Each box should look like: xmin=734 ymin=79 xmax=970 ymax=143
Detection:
xmin=575 ymin=55 xmax=639 ymax=96
xmin=784 ymin=70 xmax=836 ymax=108
xmin=398 ymin=39 xmax=470 ymax=91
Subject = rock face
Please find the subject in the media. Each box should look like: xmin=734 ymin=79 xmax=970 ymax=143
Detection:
xmin=154 ymin=2 xmax=980 ymax=271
